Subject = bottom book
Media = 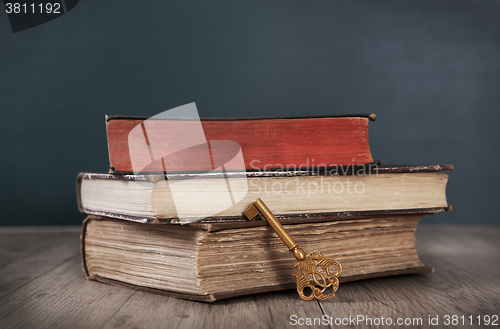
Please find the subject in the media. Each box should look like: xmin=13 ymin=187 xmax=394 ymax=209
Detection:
xmin=81 ymin=214 xmax=433 ymax=302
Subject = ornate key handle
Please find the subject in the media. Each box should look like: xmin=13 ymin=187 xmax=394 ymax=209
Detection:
xmin=244 ymin=198 xmax=342 ymax=301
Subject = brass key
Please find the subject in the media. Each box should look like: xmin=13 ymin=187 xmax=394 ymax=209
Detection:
xmin=244 ymin=198 xmax=342 ymax=301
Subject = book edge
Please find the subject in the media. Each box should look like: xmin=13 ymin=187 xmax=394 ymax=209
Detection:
xmin=82 ymin=164 xmax=453 ymax=179
xmin=81 ymin=207 xmax=451 ymax=226
xmin=81 ymin=216 xmax=90 ymax=278
xmin=105 ymin=114 xmax=377 ymax=122
xmin=76 ymin=173 xmax=84 ymax=213
xmin=85 ymin=267 xmax=433 ymax=303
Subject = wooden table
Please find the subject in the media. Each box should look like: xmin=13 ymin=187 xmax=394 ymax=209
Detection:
xmin=0 ymin=225 xmax=498 ymax=329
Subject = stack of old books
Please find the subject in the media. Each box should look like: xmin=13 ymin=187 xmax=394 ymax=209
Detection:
xmin=77 ymin=111 xmax=451 ymax=301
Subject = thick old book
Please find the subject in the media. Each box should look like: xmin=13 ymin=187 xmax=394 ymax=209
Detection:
xmin=105 ymin=114 xmax=376 ymax=173
xmin=81 ymin=213 xmax=436 ymax=302
xmin=77 ymin=165 xmax=451 ymax=224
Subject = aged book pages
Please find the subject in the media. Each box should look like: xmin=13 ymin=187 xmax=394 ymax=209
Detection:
xmin=82 ymin=214 xmax=432 ymax=301
xmin=78 ymin=170 xmax=449 ymax=222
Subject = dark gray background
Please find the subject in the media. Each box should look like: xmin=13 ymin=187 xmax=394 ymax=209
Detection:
xmin=1 ymin=0 xmax=499 ymax=225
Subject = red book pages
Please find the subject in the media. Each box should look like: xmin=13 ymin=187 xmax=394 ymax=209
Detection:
xmin=106 ymin=115 xmax=375 ymax=173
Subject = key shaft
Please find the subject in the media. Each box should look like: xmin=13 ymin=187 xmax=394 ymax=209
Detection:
xmin=244 ymin=198 xmax=305 ymax=261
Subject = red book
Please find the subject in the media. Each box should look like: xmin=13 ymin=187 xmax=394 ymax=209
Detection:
xmin=106 ymin=114 xmax=376 ymax=173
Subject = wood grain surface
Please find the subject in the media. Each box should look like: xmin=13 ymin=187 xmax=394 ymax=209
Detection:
xmin=0 ymin=225 xmax=498 ymax=329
